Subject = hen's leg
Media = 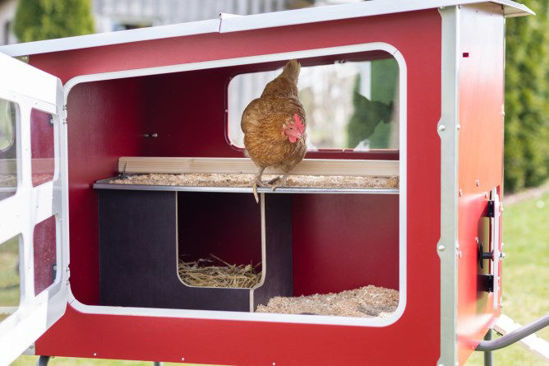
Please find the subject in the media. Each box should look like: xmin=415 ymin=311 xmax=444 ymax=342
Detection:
xmin=252 ymin=167 xmax=266 ymax=203
xmin=254 ymin=166 xmax=266 ymax=187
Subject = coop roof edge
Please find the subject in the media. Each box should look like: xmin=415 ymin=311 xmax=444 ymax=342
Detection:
xmin=0 ymin=0 xmax=532 ymax=58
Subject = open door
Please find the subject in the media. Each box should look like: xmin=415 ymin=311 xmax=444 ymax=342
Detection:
xmin=0 ymin=52 xmax=68 ymax=364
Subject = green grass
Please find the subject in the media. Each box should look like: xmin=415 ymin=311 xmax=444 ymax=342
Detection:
xmin=6 ymin=191 xmax=549 ymax=365
xmin=0 ymin=237 xmax=20 ymax=322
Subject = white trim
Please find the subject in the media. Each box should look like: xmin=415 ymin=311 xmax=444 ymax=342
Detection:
xmin=0 ymin=1 xmax=532 ymax=58
xmin=437 ymin=6 xmax=461 ymax=366
xmin=220 ymin=0 xmax=532 ymax=33
xmin=63 ymin=42 xmax=408 ymax=328
xmin=0 ymin=19 xmax=219 ymax=57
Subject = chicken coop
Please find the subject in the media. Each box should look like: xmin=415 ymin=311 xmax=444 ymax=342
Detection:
xmin=0 ymin=1 xmax=534 ymax=365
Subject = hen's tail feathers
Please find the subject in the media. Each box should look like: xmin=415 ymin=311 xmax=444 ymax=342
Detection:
xmin=282 ymin=59 xmax=301 ymax=82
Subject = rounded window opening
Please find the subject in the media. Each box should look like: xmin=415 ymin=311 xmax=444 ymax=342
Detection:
xmin=227 ymin=56 xmax=399 ymax=152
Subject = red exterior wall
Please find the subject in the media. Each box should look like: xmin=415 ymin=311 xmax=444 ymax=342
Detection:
xmin=457 ymin=4 xmax=505 ymax=364
xmin=29 ymin=9 xmax=443 ymax=365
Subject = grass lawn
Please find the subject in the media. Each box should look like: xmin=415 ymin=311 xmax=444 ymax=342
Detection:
xmin=6 ymin=190 xmax=549 ymax=365
xmin=0 ymin=237 xmax=20 ymax=323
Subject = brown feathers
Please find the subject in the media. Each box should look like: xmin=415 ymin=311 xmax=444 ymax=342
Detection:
xmin=241 ymin=60 xmax=307 ymax=180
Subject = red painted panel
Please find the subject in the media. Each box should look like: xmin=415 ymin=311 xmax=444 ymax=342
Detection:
xmin=138 ymin=55 xmax=399 ymax=160
xmin=457 ymin=4 xmax=505 ymax=364
xmin=30 ymin=109 xmax=54 ymax=186
xmin=33 ymin=216 xmax=56 ymax=295
xmin=293 ymin=194 xmax=398 ymax=295
xmin=66 ymin=78 xmax=144 ymax=304
xmin=32 ymin=9 xmax=443 ymax=365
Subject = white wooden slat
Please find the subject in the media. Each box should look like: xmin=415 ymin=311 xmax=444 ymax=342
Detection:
xmin=0 ymin=197 xmax=25 ymax=245
xmin=495 ymin=314 xmax=549 ymax=362
xmin=33 ymin=181 xmax=55 ymax=224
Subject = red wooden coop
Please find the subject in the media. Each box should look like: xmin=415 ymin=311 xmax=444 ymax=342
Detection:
xmin=0 ymin=1 xmax=535 ymax=365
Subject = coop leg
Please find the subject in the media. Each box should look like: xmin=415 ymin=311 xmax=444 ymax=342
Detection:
xmin=153 ymin=362 xmax=163 ymax=366
xmin=36 ymin=356 xmax=50 ymax=366
xmin=483 ymin=328 xmax=493 ymax=366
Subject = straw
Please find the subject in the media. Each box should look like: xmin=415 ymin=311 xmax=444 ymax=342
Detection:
xmin=178 ymin=254 xmax=261 ymax=288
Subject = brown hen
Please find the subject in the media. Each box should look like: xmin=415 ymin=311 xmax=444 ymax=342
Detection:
xmin=241 ymin=60 xmax=307 ymax=201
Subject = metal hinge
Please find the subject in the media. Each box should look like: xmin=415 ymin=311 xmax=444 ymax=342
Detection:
xmin=62 ymin=104 xmax=68 ymax=124
xmin=486 ymin=200 xmax=495 ymax=217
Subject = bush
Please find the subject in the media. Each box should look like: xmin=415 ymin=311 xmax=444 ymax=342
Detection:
xmin=504 ymin=1 xmax=549 ymax=193
xmin=13 ymin=0 xmax=94 ymax=43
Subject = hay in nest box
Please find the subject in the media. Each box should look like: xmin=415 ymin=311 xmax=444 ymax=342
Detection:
xmin=178 ymin=254 xmax=261 ymax=288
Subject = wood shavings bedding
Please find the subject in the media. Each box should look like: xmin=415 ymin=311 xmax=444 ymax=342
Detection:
xmin=0 ymin=174 xmax=52 ymax=187
xmin=108 ymin=173 xmax=399 ymax=189
xmin=256 ymin=285 xmax=399 ymax=318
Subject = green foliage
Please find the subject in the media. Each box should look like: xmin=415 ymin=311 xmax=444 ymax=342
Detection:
xmin=504 ymin=1 xmax=549 ymax=193
xmin=13 ymin=0 xmax=94 ymax=43
xmin=0 ymin=100 xmax=16 ymax=156
xmin=346 ymin=58 xmax=397 ymax=149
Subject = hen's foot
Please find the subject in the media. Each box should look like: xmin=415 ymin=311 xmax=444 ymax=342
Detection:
xmin=254 ymin=178 xmax=268 ymax=187
xmin=267 ymin=176 xmax=281 ymax=185
xmin=268 ymin=175 xmax=288 ymax=191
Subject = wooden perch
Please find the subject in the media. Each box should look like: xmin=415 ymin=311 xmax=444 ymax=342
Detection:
xmin=118 ymin=157 xmax=399 ymax=177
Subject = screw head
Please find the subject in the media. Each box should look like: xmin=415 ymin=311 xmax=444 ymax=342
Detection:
xmin=438 ymin=244 xmax=446 ymax=252
xmin=438 ymin=124 xmax=446 ymax=132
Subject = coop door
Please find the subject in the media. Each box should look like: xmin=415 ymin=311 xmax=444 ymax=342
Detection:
xmin=0 ymin=52 xmax=68 ymax=365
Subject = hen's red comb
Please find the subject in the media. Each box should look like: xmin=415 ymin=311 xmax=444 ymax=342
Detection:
xmin=293 ymin=114 xmax=305 ymax=133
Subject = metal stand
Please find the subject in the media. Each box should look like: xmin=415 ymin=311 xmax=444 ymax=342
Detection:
xmin=484 ymin=329 xmax=493 ymax=366
xmin=153 ymin=362 xmax=163 ymax=366
xmin=476 ymin=314 xmax=549 ymax=351
xmin=36 ymin=356 xmax=50 ymax=366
